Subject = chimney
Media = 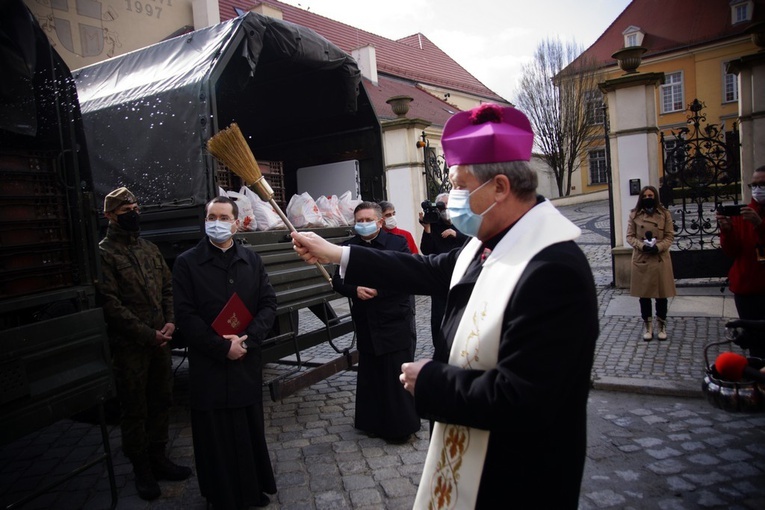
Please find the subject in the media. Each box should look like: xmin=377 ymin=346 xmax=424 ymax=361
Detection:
xmin=250 ymin=2 xmax=284 ymax=20
xmin=352 ymin=45 xmax=378 ymax=85
xmin=192 ymin=0 xmax=220 ymax=29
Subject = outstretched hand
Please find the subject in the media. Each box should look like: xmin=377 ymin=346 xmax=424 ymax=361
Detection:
xmin=291 ymin=231 xmax=343 ymax=265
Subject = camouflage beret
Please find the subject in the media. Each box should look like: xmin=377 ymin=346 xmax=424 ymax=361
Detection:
xmin=103 ymin=186 xmax=137 ymax=213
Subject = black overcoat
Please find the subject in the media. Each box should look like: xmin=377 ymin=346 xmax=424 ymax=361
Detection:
xmin=333 ymin=230 xmax=415 ymax=356
xmin=343 ymin=226 xmax=598 ymax=508
xmin=172 ymin=238 xmax=277 ymax=411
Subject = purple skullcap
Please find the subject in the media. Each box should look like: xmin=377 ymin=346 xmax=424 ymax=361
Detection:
xmin=442 ymin=104 xmax=534 ymax=166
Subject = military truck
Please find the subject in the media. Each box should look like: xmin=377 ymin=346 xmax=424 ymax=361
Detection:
xmin=73 ymin=12 xmax=385 ymax=400
xmin=0 ymin=2 xmax=118 ymax=505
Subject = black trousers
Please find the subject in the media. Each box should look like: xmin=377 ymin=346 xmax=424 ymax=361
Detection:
xmin=639 ymin=298 xmax=668 ymax=320
xmin=733 ymin=293 xmax=765 ymax=358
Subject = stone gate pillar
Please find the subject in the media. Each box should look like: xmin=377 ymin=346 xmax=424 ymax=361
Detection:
xmin=381 ymin=98 xmax=432 ymax=241
xmin=728 ymin=51 xmax=765 ymax=199
xmin=599 ymin=72 xmax=665 ymax=288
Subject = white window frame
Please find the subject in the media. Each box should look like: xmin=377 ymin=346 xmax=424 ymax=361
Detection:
xmin=585 ymin=90 xmax=605 ymax=125
xmin=731 ymin=1 xmax=753 ymax=23
xmin=588 ymin=149 xmax=608 ymax=185
xmin=622 ymin=25 xmax=644 ymax=47
xmin=661 ymin=71 xmax=684 ymax=114
xmin=723 ymin=63 xmax=738 ymax=103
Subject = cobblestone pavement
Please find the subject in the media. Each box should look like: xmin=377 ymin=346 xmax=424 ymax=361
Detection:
xmin=2 ymin=199 xmax=764 ymax=509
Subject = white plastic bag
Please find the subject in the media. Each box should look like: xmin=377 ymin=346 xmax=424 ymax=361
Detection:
xmin=286 ymin=192 xmax=326 ymax=228
xmin=338 ymin=190 xmax=362 ymax=224
xmin=315 ymin=195 xmax=348 ymax=227
xmin=227 ymin=190 xmax=257 ymax=231
xmin=240 ymin=186 xmax=286 ymax=231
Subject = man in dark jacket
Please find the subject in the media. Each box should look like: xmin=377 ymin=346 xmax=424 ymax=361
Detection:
xmin=333 ymin=201 xmax=421 ymax=443
xmin=172 ymin=196 xmax=277 ymax=509
xmin=97 ymin=187 xmax=191 ymax=501
xmin=292 ymin=104 xmax=598 ymax=508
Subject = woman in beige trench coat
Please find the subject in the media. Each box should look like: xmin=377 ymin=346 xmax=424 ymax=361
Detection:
xmin=626 ymin=186 xmax=677 ymax=341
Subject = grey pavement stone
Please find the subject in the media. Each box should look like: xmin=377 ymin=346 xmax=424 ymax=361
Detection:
xmin=3 ymin=199 xmax=765 ymax=510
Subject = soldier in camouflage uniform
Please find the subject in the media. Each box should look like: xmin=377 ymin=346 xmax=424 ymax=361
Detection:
xmin=97 ymin=187 xmax=191 ymax=501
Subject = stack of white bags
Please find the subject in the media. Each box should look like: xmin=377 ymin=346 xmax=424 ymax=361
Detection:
xmin=218 ymin=187 xmax=361 ymax=231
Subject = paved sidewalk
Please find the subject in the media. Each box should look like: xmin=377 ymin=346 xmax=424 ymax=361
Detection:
xmin=2 ymin=199 xmax=763 ymax=510
xmin=560 ymin=200 xmax=737 ymax=398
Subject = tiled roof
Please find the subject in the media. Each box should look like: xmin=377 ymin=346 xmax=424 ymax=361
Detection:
xmin=365 ymin=75 xmax=458 ymax=128
xmin=574 ymin=0 xmax=764 ymax=69
xmin=218 ymin=0 xmax=505 ymax=103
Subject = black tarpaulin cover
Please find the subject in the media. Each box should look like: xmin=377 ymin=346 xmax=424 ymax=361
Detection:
xmin=74 ymin=12 xmax=360 ymax=210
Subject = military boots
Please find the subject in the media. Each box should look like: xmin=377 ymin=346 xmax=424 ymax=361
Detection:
xmin=131 ymin=456 xmax=161 ymax=501
xmin=149 ymin=444 xmax=192 ymax=481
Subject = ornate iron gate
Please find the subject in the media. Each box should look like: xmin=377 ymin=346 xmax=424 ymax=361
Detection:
xmin=660 ymin=99 xmax=740 ymax=279
xmin=419 ymin=131 xmax=451 ymax=200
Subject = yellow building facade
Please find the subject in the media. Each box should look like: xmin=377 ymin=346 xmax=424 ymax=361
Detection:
xmin=580 ymin=36 xmax=758 ymax=196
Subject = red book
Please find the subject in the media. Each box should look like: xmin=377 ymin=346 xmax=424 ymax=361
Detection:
xmin=211 ymin=292 xmax=253 ymax=336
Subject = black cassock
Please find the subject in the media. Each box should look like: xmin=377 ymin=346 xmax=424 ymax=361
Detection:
xmin=173 ymin=239 xmax=278 ymax=508
xmin=333 ymin=229 xmax=421 ymax=440
xmin=342 ymin=214 xmax=599 ymax=509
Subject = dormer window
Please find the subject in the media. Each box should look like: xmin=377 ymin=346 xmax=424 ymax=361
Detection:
xmin=622 ymin=26 xmax=644 ymax=47
xmin=730 ymin=0 xmax=753 ymax=24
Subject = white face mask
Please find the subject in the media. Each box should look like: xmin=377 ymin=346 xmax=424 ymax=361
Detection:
xmin=752 ymin=186 xmax=765 ymax=204
xmin=384 ymin=216 xmax=397 ymax=229
xmin=205 ymin=220 xmax=234 ymax=243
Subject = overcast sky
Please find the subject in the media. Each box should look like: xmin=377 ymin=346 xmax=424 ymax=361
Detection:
xmin=278 ymin=0 xmax=632 ymax=102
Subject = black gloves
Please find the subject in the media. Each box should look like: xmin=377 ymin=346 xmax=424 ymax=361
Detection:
xmin=642 ymin=244 xmax=659 ymax=253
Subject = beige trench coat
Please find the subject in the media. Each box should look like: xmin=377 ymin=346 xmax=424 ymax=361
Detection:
xmin=626 ymin=208 xmax=677 ymax=298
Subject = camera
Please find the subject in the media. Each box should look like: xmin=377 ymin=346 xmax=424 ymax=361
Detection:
xmin=717 ymin=204 xmax=745 ymax=216
xmin=421 ymin=200 xmax=446 ymax=224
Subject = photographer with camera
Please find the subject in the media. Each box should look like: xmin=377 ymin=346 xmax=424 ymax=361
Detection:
xmin=418 ymin=193 xmax=468 ymax=360
xmin=717 ymin=165 xmax=765 ymax=358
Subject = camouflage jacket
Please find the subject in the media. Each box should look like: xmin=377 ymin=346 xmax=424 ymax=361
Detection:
xmin=97 ymin=223 xmax=174 ymax=347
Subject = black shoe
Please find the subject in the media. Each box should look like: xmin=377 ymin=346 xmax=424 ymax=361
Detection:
xmin=384 ymin=434 xmax=411 ymax=444
xmin=254 ymin=494 xmax=270 ymax=507
xmin=150 ymin=454 xmax=192 ymax=481
xmin=132 ymin=460 xmax=161 ymax=500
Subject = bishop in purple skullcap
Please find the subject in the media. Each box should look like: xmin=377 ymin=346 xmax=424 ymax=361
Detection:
xmin=442 ymin=104 xmax=533 ymax=167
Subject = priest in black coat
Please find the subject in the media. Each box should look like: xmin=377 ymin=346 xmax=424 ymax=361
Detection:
xmin=291 ymin=104 xmax=598 ymax=509
xmin=173 ymin=196 xmax=277 ymax=509
xmin=334 ymin=201 xmax=421 ymax=442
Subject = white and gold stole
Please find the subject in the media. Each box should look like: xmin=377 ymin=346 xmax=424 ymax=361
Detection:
xmin=413 ymin=200 xmax=580 ymax=509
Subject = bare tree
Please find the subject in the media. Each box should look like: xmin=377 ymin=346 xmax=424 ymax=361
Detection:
xmin=515 ymin=38 xmax=600 ymax=197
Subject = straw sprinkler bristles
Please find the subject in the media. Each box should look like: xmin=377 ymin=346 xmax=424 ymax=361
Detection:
xmin=206 ymin=123 xmax=333 ymax=284
xmin=206 ymin=123 xmax=263 ymax=186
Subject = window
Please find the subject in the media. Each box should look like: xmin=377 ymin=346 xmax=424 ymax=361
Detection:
xmin=585 ymin=90 xmax=604 ymax=125
xmin=736 ymin=4 xmax=748 ymax=21
xmin=661 ymin=72 xmax=684 ymax=113
xmin=589 ymin=149 xmax=607 ymax=185
xmin=730 ymin=1 xmax=753 ymax=23
xmin=723 ymin=66 xmax=738 ymax=103
xmin=622 ymin=25 xmax=644 ymax=47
